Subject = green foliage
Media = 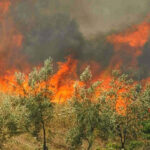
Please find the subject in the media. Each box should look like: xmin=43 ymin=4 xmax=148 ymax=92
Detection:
xmin=67 ymin=67 xmax=101 ymax=150
xmin=0 ymin=95 xmax=25 ymax=148
xmin=142 ymin=120 xmax=150 ymax=140
xmin=97 ymin=97 xmax=115 ymax=140
xmin=141 ymin=84 xmax=150 ymax=112
xmin=80 ymin=66 xmax=92 ymax=82
xmin=0 ymin=61 xmax=149 ymax=150
xmin=67 ymin=69 xmax=150 ymax=150
xmin=99 ymin=70 xmax=150 ymax=149
xmin=15 ymin=58 xmax=54 ymax=150
xmin=67 ymin=67 xmax=115 ymax=150
xmin=127 ymin=141 xmax=143 ymax=150
xmin=140 ymin=84 xmax=150 ymax=141
xmin=106 ymin=141 xmax=120 ymax=150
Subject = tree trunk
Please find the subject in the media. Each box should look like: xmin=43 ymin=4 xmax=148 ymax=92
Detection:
xmin=120 ymin=128 xmax=127 ymax=150
xmin=87 ymin=140 xmax=92 ymax=150
xmin=42 ymin=121 xmax=48 ymax=150
xmin=121 ymin=142 xmax=125 ymax=150
xmin=118 ymin=125 xmax=126 ymax=150
xmin=120 ymin=135 xmax=125 ymax=150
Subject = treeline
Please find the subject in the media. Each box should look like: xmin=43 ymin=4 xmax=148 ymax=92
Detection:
xmin=0 ymin=58 xmax=150 ymax=150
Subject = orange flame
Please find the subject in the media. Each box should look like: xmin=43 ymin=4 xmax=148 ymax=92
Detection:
xmin=108 ymin=22 xmax=150 ymax=49
xmin=50 ymin=56 xmax=78 ymax=103
xmin=0 ymin=1 xmax=149 ymax=115
xmin=107 ymin=20 xmax=150 ymax=68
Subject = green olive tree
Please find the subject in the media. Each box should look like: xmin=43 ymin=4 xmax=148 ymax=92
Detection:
xmin=67 ymin=67 xmax=114 ymax=150
xmin=15 ymin=58 xmax=54 ymax=150
xmin=103 ymin=70 xmax=149 ymax=149
xmin=0 ymin=95 xmax=25 ymax=149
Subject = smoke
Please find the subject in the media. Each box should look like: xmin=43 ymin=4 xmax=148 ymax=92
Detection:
xmin=10 ymin=0 xmax=114 ymax=67
xmin=21 ymin=13 xmax=84 ymax=63
xmin=11 ymin=0 xmax=150 ymax=36
xmin=137 ymin=38 xmax=150 ymax=79
xmin=72 ymin=0 xmax=150 ymax=36
xmin=82 ymin=34 xmax=114 ymax=68
xmin=139 ymin=41 xmax=150 ymax=69
xmin=8 ymin=0 xmax=150 ymax=76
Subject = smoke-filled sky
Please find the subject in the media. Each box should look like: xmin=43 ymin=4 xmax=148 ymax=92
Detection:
xmin=1 ymin=0 xmax=150 ymax=106
xmin=12 ymin=0 xmax=150 ymax=36
xmin=69 ymin=0 xmax=150 ymax=36
xmin=3 ymin=0 xmax=149 ymax=78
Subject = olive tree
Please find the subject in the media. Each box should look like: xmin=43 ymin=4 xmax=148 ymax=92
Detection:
xmin=67 ymin=67 xmax=114 ymax=150
xmin=0 ymin=95 xmax=25 ymax=149
xmin=104 ymin=70 xmax=149 ymax=149
xmin=140 ymin=84 xmax=150 ymax=147
xmin=15 ymin=58 xmax=54 ymax=150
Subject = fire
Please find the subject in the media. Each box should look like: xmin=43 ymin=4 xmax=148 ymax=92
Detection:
xmin=108 ymin=21 xmax=150 ymax=49
xmin=0 ymin=0 xmax=30 ymax=96
xmin=107 ymin=20 xmax=150 ymax=68
xmin=0 ymin=0 xmax=30 ymax=74
xmin=101 ymin=19 xmax=150 ymax=113
xmin=0 ymin=0 xmax=11 ymax=15
xmin=50 ymin=56 xmax=78 ymax=103
xmin=0 ymin=0 xmax=149 ymax=114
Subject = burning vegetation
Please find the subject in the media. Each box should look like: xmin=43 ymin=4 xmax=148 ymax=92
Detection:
xmin=0 ymin=0 xmax=149 ymax=150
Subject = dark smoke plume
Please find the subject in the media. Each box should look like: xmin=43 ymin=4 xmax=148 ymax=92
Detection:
xmin=137 ymin=39 xmax=150 ymax=79
xmin=10 ymin=0 xmax=114 ymax=68
xmin=9 ymin=0 xmax=150 ymax=77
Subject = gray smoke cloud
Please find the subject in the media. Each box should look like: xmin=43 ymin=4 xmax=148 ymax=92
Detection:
xmin=10 ymin=0 xmax=114 ymax=66
xmin=13 ymin=0 xmax=150 ymax=35
xmin=137 ymin=39 xmax=150 ymax=79
xmin=72 ymin=0 xmax=150 ymax=36
xmin=12 ymin=0 xmax=150 ymax=36
xmin=10 ymin=0 xmax=150 ymax=72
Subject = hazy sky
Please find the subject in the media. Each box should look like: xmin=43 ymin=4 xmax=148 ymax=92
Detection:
xmin=12 ymin=0 xmax=150 ymax=37
xmin=46 ymin=0 xmax=150 ymax=37
xmin=10 ymin=0 xmax=150 ymax=68
xmin=70 ymin=0 xmax=150 ymax=36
